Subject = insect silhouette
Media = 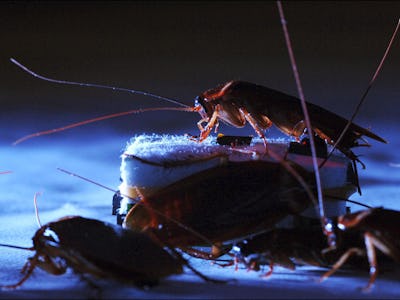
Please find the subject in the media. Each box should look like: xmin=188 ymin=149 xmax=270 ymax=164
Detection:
xmin=0 ymin=214 xmax=219 ymax=290
xmin=1 ymin=176 xmax=238 ymax=295
xmin=229 ymin=226 xmax=334 ymax=278
xmin=193 ymin=80 xmax=386 ymax=164
xmin=320 ymin=207 xmax=400 ymax=292
xmin=227 ymin=208 xmax=399 ymax=292
xmin=227 ymin=216 xmax=365 ymax=275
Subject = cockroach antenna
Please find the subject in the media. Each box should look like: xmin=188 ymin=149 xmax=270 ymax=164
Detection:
xmin=57 ymin=167 xmax=117 ymax=195
xmin=0 ymin=171 xmax=12 ymax=174
xmin=326 ymin=195 xmax=372 ymax=209
xmin=0 ymin=192 xmax=43 ymax=252
xmin=0 ymin=244 xmax=34 ymax=251
xmin=10 ymin=58 xmax=196 ymax=145
xmin=276 ymin=1 xmax=327 ymax=240
xmin=10 ymin=58 xmax=189 ymax=108
xmin=33 ymin=192 xmax=43 ymax=228
xmin=12 ymin=106 xmax=196 ymax=145
xmin=319 ymin=18 xmax=400 ymax=169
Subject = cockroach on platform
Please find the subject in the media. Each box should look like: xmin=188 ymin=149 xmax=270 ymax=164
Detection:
xmin=0 ymin=215 xmax=215 ymax=291
xmin=194 ymin=80 xmax=387 ymax=164
xmin=10 ymin=60 xmax=386 ymax=169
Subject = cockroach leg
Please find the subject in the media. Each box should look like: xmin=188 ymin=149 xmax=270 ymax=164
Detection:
xmin=164 ymin=246 xmax=226 ymax=284
xmin=197 ymin=104 xmax=221 ymax=142
xmin=180 ymin=243 xmax=230 ymax=261
xmin=260 ymin=263 xmax=274 ymax=279
xmin=1 ymin=255 xmax=39 ymax=290
xmin=363 ymin=233 xmax=378 ymax=292
xmin=239 ymin=107 xmax=271 ymax=149
xmin=319 ymin=247 xmax=365 ymax=283
xmin=212 ymin=255 xmax=237 ymax=268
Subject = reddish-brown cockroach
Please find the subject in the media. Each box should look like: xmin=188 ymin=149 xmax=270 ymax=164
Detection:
xmin=230 ymin=227 xmax=333 ymax=277
xmin=122 ymin=159 xmax=317 ymax=258
xmin=320 ymin=207 xmax=400 ymax=291
xmin=0 ymin=215 xmax=217 ymax=290
xmin=228 ymin=216 xmax=366 ymax=278
xmin=9 ymin=59 xmax=386 ymax=167
xmin=194 ymin=80 xmax=387 ymax=164
xmin=227 ymin=207 xmax=399 ymax=291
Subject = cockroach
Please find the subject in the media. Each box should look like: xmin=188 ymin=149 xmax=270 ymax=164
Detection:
xmin=227 ymin=216 xmax=366 ymax=278
xmin=0 ymin=215 xmax=215 ymax=290
xmin=193 ymin=80 xmax=386 ymax=165
xmin=9 ymin=60 xmax=386 ymax=167
xmin=320 ymin=207 xmax=400 ymax=291
xmin=227 ymin=208 xmax=399 ymax=291
xmin=122 ymin=159 xmax=318 ymax=258
xmin=230 ymin=227 xmax=332 ymax=278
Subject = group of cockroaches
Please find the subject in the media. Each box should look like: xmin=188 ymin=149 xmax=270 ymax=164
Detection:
xmin=1 ymin=2 xmax=400 ymax=295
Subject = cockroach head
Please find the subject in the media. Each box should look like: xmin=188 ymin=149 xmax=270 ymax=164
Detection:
xmin=32 ymin=224 xmax=60 ymax=249
xmin=337 ymin=209 xmax=374 ymax=229
xmin=194 ymin=95 xmax=212 ymax=119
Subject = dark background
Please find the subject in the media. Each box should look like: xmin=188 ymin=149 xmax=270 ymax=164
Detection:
xmin=1 ymin=1 xmax=399 ymax=141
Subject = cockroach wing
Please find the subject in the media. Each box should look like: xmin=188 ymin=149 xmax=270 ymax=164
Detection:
xmin=213 ymin=81 xmax=386 ymax=151
xmin=300 ymin=102 xmax=386 ymax=148
xmin=124 ymin=160 xmax=315 ymax=246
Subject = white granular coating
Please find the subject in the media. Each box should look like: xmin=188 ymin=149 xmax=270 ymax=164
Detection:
xmin=123 ymin=133 xmax=288 ymax=162
xmin=119 ymin=134 xmax=233 ymax=195
xmin=123 ymin=134 xmax=222 ymax=161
